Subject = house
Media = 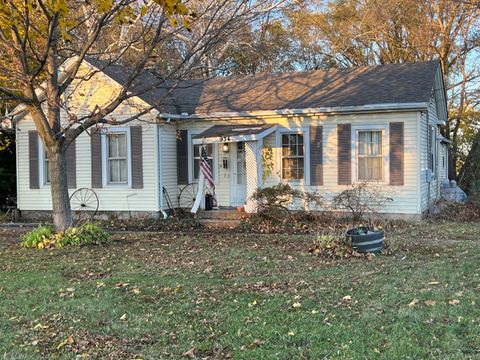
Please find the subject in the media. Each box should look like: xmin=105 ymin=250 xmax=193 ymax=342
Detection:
xmin=14 ymin=59 xmax=449 ymax=220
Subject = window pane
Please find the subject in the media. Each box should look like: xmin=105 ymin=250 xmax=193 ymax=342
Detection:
xmin=118 ymin=134 xmax=127 ymax=157
xmin=108 ymin=134 xmax=118 ymax=157
xmin=371 ymin=157 xmax=382 ymax=180
xmin=194 ymin=159 xmax=200 ymax=180
xmin=45 ymin=160 xmax=50 ymax=183
xmin=109 ymin=159 xmax=119 ymax=182
xmin=119 ymin=159 xmax=128 ymax=182
xmin=358 ymin=157 xmax=367 ymax=180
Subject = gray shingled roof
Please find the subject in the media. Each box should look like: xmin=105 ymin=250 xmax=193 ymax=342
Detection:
xmin=86 ymin=58 xmax=440 ymax=116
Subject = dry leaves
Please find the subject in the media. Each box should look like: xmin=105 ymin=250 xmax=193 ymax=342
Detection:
xmin=449 ymin=299 xmax=460 ymax=305
xmin=408 ymin=298 xmax=419 ymax=307
xmin=182 ymin=347 xmax=196 ymax=358
xmin=424 ymin=300 xmax=436 ymax=306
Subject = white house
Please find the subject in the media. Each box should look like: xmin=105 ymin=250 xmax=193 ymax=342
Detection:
xmin=14 ymin=59 xmax=449 ymax=219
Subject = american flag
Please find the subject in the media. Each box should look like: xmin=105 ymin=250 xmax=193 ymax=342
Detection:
xmin=200 ymin=145 xmax=215 ymax=189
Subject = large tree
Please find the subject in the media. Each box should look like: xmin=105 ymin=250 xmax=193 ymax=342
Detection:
xmin=0 ymin=0 xmax=280 ymax=231
xmin=288 ymin=0 xmax=480 ymax=185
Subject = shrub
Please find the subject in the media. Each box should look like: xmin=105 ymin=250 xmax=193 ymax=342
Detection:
xmin=252 ymin=184 xmax=326 ymax=216
xmin=20 ymin=222 xmax=110 ymax=249
xmin=20 ymin=225 xmax=54 ymax=249
xmin=333 ymin=182 xmax=393 ymax=223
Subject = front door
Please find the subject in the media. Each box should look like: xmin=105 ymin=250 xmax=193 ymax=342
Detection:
xmin=231 ymin=142 xmax=247 ymax=206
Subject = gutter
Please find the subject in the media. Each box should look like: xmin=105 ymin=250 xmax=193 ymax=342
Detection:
xmin=157 ymin=102 xmax=429 ymax=121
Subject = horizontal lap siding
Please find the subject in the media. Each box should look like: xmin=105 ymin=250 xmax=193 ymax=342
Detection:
xmin=16 ymin=64 xmax=160 ymax=212
xmin=420 ymin=97 xmax=442 ymax=213
xmin=17 ymin=115 xmax=159 ymax=212
xmin=184 ymin=113 xmax=420 ymax=215
xmin=161 ymin=124 xmax=179 ymax=208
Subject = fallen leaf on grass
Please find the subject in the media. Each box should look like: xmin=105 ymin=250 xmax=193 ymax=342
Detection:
xmin=342 ymin=295 xmax=352 ymax=302
xmin=287 ymin=331 xmax=295 ymax=336
xmin=311 ymin=310 xmax=319 ymax=314
xmin=292 ymin=302 xmax=302 ymax=308
xmin=449 ymin=299 xmax=460 ymax=305
xmin=182 ymin=347 xmax=196 ymax=358
xmin=408 ymin=298 xmax=419 ymax=307
xmin=56 ymin=335 xmax=74 ymax=349
xmin=424 ymin=300 xmax=436 ymax=306
xmin=120 ymin=313 xmax=127 ymax=320
xmin=428 ymin=281 xmax=440 ymax=285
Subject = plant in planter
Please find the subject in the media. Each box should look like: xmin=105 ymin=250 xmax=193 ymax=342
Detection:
xmin=333 ymin=183 xmax=393 ymax=253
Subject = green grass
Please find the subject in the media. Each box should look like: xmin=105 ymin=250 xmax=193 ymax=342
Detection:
xmin=0 ymin=222 xmax=480 ymax=359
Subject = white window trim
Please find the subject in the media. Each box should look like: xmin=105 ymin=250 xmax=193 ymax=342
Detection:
xmin=38 ymin=139 xmax=50 ymax=187
xmin=101 ymin=127 xmax=132 ymax=188
xmin=187 ymin=130 xmax=218 ymax=184
xmin=275 ymin=127 xmax=310 ymax=186
xmin=351 ymin=125 xmax=389 ymax=184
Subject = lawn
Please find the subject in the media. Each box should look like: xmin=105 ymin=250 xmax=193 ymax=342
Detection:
xmin=0 ymin=221 xmax=479 ymax=359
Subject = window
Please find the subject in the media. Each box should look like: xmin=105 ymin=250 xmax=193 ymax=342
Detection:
xmin=281 ymin=133 xmax=304 ymax=180
xmin=106 ymin=132 xmax=128 ymax=184
xmin=193 ymin=143 xmax=213 ymax=181
xmin=357 ymin=130 xmax=383 ymax=181
xmin=43 ymin=148 xmax=50 ymax=184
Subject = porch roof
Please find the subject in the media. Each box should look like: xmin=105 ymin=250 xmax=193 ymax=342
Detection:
xmin=192 ymin=124 xmax=276 ymax=144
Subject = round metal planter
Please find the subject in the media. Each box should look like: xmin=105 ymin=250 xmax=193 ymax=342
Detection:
xmin=346 ymin=227 xmax=384 ymax=253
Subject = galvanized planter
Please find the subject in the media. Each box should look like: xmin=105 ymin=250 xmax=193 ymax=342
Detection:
xmin=346 ymin=226 xmax=384 ymax=253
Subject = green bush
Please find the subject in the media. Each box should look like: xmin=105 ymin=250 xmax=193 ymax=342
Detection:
xmin=20 ymin=225 xmax=54 ymax=249
xmin=20 ymin=222 xmax=110 ymax=249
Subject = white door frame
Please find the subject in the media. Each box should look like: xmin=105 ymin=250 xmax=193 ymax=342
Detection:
xmin=230 ymin=142 xmax=247 ymax=206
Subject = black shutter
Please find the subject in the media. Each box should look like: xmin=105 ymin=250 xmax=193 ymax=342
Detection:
xmin=176 ymin=130 xmax=188 ymax=185
xmin=389 ymin=122 xmax=404 ymax=185
xmin=130 ymin=126 xmax=143 ymax=189
xmin=66 ymin=140 xmax=76 ymax=189
xmin=28 ymin=130 xmax=39 ymax=189
xmin=91 ymin=129 xmax=103 ymax=188
xmin=337 ymin=124 xmax=352 ymax=185
xmin=310 ymin=126 xmax=323 ymax=186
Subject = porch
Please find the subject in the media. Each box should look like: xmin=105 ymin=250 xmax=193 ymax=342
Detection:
xmin=191 ymin=124 xmax=277 ymax=213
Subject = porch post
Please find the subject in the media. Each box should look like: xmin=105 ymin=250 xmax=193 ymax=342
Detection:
xmin=244 ymin=139 xmax=262 ymax=213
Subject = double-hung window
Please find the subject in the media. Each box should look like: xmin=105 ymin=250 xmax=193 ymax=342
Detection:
xmin=281 ymin=133 xmax=304 ymax=180
xmin=192 ymin=143 xmax=213 ymax=181
xmin=106 ymin=132 xmax=128 ymax=184
xmin=357 ymin=130 xmax=383 ymax=181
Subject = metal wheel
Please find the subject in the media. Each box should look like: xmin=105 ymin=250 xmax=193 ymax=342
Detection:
xmin=177 ymin=182 xmax=198 ymax=210
xmin=70 ymin=188 xmax=99 ymax=215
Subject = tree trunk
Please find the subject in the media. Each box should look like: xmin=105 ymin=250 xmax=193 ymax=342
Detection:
xmin=49 ymin=149 xmax=72 ymax=232
xmin=458 ymin=132 xmax=480 ymax=194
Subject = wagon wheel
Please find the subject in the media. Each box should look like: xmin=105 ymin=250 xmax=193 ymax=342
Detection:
xmin=70 ymin=188 xmax=99 ymax=217
xmin=177 ymin=182 xmax=198 ymax=210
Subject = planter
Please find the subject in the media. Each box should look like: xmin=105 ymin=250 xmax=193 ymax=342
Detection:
xmin=346 ymin=226 xmax=384 ymax=253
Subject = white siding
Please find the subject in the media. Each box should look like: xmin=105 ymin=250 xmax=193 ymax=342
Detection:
xmin=160 ymin=124 xmax=178 ymax=209
xmin=419 ymin=95 xmax=443 ymax=213
xmin=181 ymin=112 xmax=422 ymax=215
xmin=16 ymin=64 xmax=161 ymax=213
